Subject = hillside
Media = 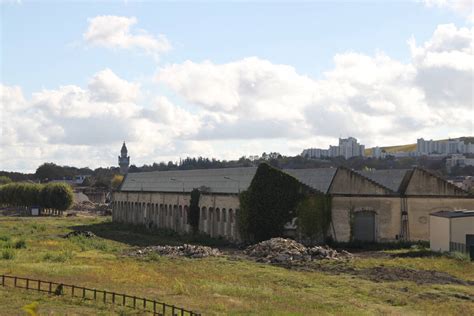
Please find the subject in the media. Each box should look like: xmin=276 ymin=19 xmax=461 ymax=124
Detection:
xmin=365 ymin=136 xmax=473 ymax=156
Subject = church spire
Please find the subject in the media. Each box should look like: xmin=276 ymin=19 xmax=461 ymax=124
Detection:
xmin=118 ymin=142 xmax=130 ymax=174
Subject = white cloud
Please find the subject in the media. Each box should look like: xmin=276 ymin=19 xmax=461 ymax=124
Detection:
xmin=409 ymin=24 xmax=473 ymax=109
xmin=157 ymin=23 xmax=472 ymax=147
xmin=0 ymin=70 xmax=199 ymax=171
xmin=423 ymin=0 xmax=474 ymax=22
xmin=83 ymin=15 xmax=171 ymax=59
xmin=88 ymin=68 xmax=140 ymax=103
xmin=2 ymin=23 xmax=472 ymax=172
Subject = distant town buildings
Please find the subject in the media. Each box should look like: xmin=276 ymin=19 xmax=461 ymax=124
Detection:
xmin=417 ymin=138 xmax=474 ymax=155
xmin=302 ymin=137 xmax=365 ymax=159
xmin=118 ymin=142 xmax=130 ymax=174
xmin=446 ymin=154 xmax=474 ymax=172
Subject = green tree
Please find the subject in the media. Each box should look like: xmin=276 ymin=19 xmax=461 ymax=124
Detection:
xmin=188 ymin=188 xmax=201 ymax=234
xmin=238 ymin=163 xmax=304 ymax=241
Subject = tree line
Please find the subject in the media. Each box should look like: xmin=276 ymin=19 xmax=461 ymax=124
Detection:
xmin=0 ymin=182 xmax=74 ymax=211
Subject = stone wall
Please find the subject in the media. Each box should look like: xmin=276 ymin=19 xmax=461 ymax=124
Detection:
xmin=112 ymin=191 xmax=241 ymax=241
xmin=330 ymin=196 xmax=401 ymax=242
xmin=405 ymin=168 xmax=466 ymax=196
xmin=406 ymin=197 xmax=474 ymax=241
xmin=329 ymin=168 xmax=392 ymax=195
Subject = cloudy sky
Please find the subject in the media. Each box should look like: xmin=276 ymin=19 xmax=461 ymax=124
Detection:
xmin=1 ymin=0 xmax=473 ymax=172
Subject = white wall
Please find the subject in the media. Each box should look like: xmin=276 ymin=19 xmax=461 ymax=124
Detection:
xmin=429 ymin=216 xmax=450 ymax=252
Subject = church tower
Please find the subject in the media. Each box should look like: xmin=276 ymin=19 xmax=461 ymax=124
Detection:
xmin=118 ymin=142 xmax=130 ymax=174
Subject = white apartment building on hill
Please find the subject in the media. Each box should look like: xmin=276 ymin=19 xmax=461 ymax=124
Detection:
xmin=302 ymin=137 xmax=365 ymax=159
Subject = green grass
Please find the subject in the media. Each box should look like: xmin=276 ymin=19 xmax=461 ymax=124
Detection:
xmin=0 ymin=216 xmax=473 ymax=315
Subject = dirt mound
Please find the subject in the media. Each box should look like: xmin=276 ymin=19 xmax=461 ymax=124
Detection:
xmin=133 ymin=244 xmax=221 ymax=259
xmin=245 ymin=238 xmax=353 ymax=264
xmin=64 ymin=231 xmax=96 ymax=238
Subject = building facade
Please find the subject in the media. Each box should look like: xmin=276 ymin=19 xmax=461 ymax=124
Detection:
xmin=112 ymin=166 xmax=474 ymax=243
xmin=417 ymin=138 xmax=474 ymax=156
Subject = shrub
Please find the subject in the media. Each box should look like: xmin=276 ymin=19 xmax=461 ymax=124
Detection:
xmin=238 ymin=163 xmax=305 ymax=241
xmin=1 ymin=249 xmax=15 ymax=260
xmin=0 ymin=235 xmax=11 ymax=242
xmin=14 ymin=239 xmax=27 ymax=249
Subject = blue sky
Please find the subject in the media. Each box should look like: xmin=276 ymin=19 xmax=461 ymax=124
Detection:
xmin=1 ymin=0 xmax=473 ymax=172
xmin=2 ymin=1 xmax=464 ymax=94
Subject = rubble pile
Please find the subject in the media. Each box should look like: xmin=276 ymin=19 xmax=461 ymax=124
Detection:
xmin=244 ymin=238 xmax=352 ymax=264
xmin=64 ymin=231 xmax=96 ymax=238
xmin=133 ymin=244 xmax=221 ymax=258
xmin=71 ymin=201 xmax=111 ymax=214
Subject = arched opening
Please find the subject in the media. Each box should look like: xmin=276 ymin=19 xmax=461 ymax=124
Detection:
xmin=208 ymin=207 xmax=214 ymax=236
xmin=221 ymin=208 xmax=227 ymax=236
xmin=201 ymin=207 xmax=207 ymax=233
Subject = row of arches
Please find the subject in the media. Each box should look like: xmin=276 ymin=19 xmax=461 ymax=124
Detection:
xmin=111 ymin=201 xmax=240 ymax=240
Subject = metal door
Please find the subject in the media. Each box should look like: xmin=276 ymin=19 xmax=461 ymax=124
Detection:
xmin=353 ymin=211 xmax=376 ymax=242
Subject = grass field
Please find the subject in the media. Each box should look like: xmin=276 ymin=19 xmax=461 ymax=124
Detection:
xmin=0 ymin=215 xmax=473 ymax=315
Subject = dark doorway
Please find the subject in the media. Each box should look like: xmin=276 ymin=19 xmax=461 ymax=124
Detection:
xmin=353 ymin=211 xmax=376 ymax=242
xmin=466 ymin=234 xmax=474 ymax=260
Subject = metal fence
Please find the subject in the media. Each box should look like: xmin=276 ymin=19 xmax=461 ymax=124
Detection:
xmin=0 ymin=274 xmax=200 ymax=316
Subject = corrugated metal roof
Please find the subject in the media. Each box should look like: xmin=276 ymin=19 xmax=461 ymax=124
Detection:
xmin=120 ymin=167 xmax=258 ymax=194
xmin=283 ymin=168 xmax=337 ymax=194
xmin=356 ymin=169 xmax=410 ymax=192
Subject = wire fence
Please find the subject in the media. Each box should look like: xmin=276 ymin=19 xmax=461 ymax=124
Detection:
xmin=0 ymin=274 xmax=200 ymax=316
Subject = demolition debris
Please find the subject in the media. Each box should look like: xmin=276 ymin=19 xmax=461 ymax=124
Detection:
xmin=132 ymin=244 xmax=221 ymax=258
xmin=244 ymin=238 xmax=353 ymax=264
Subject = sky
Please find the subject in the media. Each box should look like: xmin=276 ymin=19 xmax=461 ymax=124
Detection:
xmin=1 ymin=0 xmax=473 ymax=172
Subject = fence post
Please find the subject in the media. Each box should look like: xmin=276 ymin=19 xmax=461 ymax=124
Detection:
xmin=1 ymin=275 xmax=4 ymax=286
xmin=133 ymin=296 xmax=136 ymax=308
xmin=103 ymin=291 xmax=107 ymax=303
xmin=72 ymin=285 xmax=75 ymax=297
xmin=162 ymin=303 xmax=166 ymax=316
xmin=172 ymin=305 xmax=175 ymax=316
xmin=48 ymin=282 xmax=52 ymax=294
xmin=94 ymin=289 xmax=97 ymax=300
xmin=112 ymin=292 xmax=115 ymax=304
xmin=123 ymin=294 xmax=126 ymax=306
xmin=153 ymin=301 xmax=157 ymax=315
xmin=143 ymin=298 xmax=146 ymax=309
xmin=83 ymin=287 xmax=86 ymax=299
xmin=14 ymin=277 xmax=17 ymax=287
xmin=38 ymin=280 xmax=41 ymax=291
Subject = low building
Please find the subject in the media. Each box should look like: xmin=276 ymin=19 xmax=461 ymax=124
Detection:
xmin=112 ymin=166 xmax=474 ymax=243
xmin=430 ymin=210 xmax=474 ymax=257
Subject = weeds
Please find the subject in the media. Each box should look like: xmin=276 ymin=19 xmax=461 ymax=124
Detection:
xmin=1 ymin=248 xmax=15 ymax=260
xmin=67 ymin=235 xmax=115 ymax=252
xmin=447 ymin=251 xmax=470 ymax=262
xmin=43 ymin=249 xmax=74 ymax=262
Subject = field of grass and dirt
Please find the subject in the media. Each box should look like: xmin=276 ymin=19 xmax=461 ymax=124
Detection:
xmin=0 ymin=215 xmax=473 ymax=315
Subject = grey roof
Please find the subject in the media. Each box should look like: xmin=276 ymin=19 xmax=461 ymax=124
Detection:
xmin=430 ymin=210 xmax=474 ymax=218
xmin=356 ymin=169 xmax=410 ymax=192
xmin=120 ymin=167 xmax=257 ymax=194
xmin=283 ymin=168 xmax=337 ymax=193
